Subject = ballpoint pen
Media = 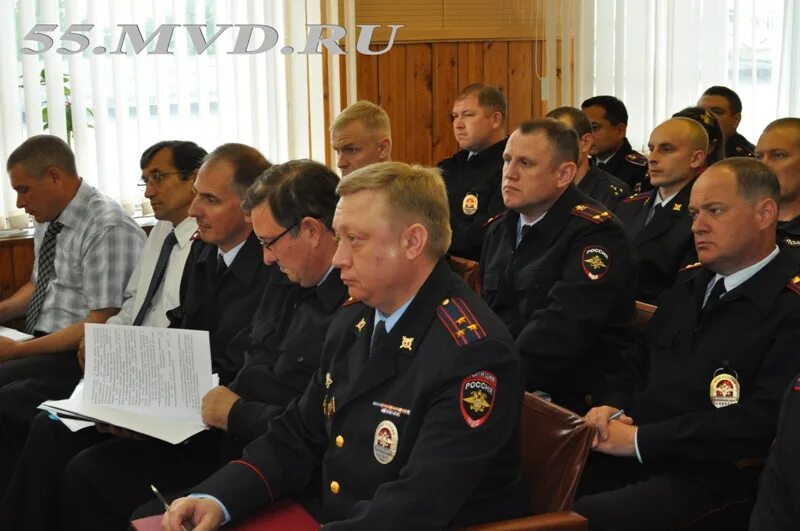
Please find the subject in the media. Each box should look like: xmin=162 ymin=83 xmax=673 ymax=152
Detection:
xmin=151 ymin=484 xmax=190 ymax=531
xmin=608 ymin=409 xmax=625 ymax=421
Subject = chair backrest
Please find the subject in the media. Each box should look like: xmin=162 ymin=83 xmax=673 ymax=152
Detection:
xmin=446 ymin=255 xmax=482 ymax=295
xmin=519 ymin=393 xmax=595 ymax=514
xmin=635 ymin=300 xmax=657 ymax=331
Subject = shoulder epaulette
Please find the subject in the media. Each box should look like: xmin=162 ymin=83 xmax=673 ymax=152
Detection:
xmin=572 ymin=204 xmax=612 ymax=224
xmin=609 ymin=184 xmax=626 ymax=198
xmin=679 ymin=261 xmax=702 ymax=272
xmin=482 ymin=211 xmax=506 ymax=228
xmin=625 ymin=152 xmax=647 ymax=166
xmin=342 ymin=296 xmax=360 ymax=307
xmin=787 ymin=275 xmax=800 ymax=297
xmin=436 ymin=297 xmax=487 ymax=347
xmin=734 ymin=146 xmax=755 ymax=157
xmin=622 ymin=192 xmax=650 ymax=203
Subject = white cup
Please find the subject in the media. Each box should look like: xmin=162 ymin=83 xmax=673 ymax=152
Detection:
xmin=121 ymin=200 xmax=135 ymax=216
xmin=8 ymin=212 xmax=30 ymax=230
xmin=140 ymin=199 xmax=153 ymax=216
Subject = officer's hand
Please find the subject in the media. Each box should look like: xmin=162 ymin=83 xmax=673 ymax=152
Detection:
xmin=95 ymin=422 xmax=144 ymax=440
xmin=201 ymin=386 xmax=241 ymax=431
xmin=0 ymin=336 xmax=19 ymax=361
xmin=585 ymin=406 xmax=633 ymax=447
xmin=162 ymin=497 xmax=224 ymax=531
xmin=77 ymin=336 xmax=86 ymax=371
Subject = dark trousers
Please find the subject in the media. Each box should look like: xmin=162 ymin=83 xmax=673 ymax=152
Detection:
xmin=60 ymin=429 xmax=241 ymax=531
xmin=0 ymin=352 xmax=81 ymax=500
xmin=0 ymin=412 xmax=109 ymax=531
xmin=574 ymin=453 xmax=751 ymax=531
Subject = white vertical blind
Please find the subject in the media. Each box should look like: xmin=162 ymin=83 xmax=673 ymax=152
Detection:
xmin=0 ymin=0 xmax=334 ymax=218
xmin=577 ymin=0 xmax=796 ymax=150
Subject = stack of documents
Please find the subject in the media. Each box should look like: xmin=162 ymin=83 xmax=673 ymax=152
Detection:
xmin=40 ymin=324 xmax=216 ymax=444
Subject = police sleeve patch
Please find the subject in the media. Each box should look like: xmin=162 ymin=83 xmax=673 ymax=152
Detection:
xmin=460 ymin=370 xmax=497 ymax=428
xmin=582 ymin=246 xmax=610 ymax=280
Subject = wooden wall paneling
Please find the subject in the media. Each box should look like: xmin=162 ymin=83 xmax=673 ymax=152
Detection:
xmin=531 ymin=40 xmax=545 ymax=119
xmin=12 ymin=243 xmax=34 ymax=289
xmin=431 ymin=43 xmax=459 ymax=164
xmin=378 ymin=45 xmax=408 ymax=163
xmin=482 ymin=41 xmax=508 ymax=97
xmin=356 ymin=46 xmax=380 ymax=104
xmin=507 ymin=41 xmax=533 ymax=130
xmin=457 ymin=42 xmax=484 ymax=90
xmin=404 ymin=43 xmax=433 ymax=165
xmin=0 ymin=246 xmax=13 ymax=300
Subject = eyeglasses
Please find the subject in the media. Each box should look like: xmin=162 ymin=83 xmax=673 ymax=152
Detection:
xmin=138 ymin=171 xmax=184 ymax=187
xmin=258 ymin=219 xmax=302 ymax=251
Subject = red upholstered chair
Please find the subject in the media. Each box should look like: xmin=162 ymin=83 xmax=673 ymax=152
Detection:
xmin=462 ymin=393 xmax=595 ymax=531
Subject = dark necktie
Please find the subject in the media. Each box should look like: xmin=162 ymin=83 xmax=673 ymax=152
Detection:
xmin=703 ymin=278 xmax=727 ymax=311
xmin=370 ymin=320 xmax=387 ymax=357
xmin=25 ymin=220 xmax=64 ymax=334
xmin=645 ymin=203 xmax=664 ymax=225
xmin=216 ymin=253 xmax=228 ymax=280
xmin=132 ymin=231 xmax=178 ymax=326
xmin=517 ymin=224 xmax=532 ymax=249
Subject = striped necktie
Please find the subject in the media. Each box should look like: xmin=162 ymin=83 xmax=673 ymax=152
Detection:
xmin=25 ymin=220 xmax=64 ymax=334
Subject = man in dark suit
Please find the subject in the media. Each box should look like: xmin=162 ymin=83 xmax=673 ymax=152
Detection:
xmin=50 ymin=160 xmax=350 ymax=531
xmin=547 ymin=106 xmax=631 ymax=210
xmin=699 ymin=85 xmax=755 ymax=158
xmin=615 ymin=118 xmax=708 ymax=303
xmin=576 ymin=158 xmax=800 ymax=531
xmin=439 ymin=84 xmax=508 ymax=261
xmin=581 ymin=95 xmax=650 ymax=193
xmin=756 ymin=117 xmax=800 ymax=263
xmin=0 ymin=143 xmax=273 ymax=531
xmin=481 ymin=119 xmax=636 ymax=414
xmin=160 ymin=162 xmax=530 ymax=531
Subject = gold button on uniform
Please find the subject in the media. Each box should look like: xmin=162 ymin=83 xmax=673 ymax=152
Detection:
xmin=330 ymin=481 xmax=340 ymax=494
xmin=335 ymin=435 xmax=344 ymax=448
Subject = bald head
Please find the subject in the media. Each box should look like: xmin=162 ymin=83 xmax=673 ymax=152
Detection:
xmin=647 ymin=118 xmax=709 ymax=197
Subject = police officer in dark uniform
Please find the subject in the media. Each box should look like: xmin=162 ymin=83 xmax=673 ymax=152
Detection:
xmin=481 ymin=119 xmax=636 ymax=414
xmin=699 ymin=85 xmax=755 ymax=158
xmin=615 ymin=118 xmax=707 ymax=303
xmin=51 ymin=161 xmax=351 ymax=531
xmin=576 ymin=158 xmax=800 ymax=531
xmin=547 ymin=106 xmax=631 ymax=211
xmin=161 ymin=162 xmax=530 ymax=531
xmin=582 ymin=95 xmax=650 ymax=193
xmin=749 ymin=375 xmax=800 ymax=530
xmin=439 ymin=84 xmax=507 ymax=261
xmin=756 ymin=117 xmax=800 ymax=263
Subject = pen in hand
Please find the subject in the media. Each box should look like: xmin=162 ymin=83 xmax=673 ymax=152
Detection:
xmin=150 ymin=484 xmax=190 ymax=531
xmin=608 ymin=409 xmax=625 ymax=421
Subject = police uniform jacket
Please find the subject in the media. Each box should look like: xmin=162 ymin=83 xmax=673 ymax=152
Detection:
xmin=191 ymin=260 xmax=530 ymax=529
xmin=777 ymin=214 xmax=800 ymax=264
xmin=749 ymin=375 xmax=800 ymax=530
xmin=597 ymin=250 xmax=800 ymax=464
xmin=439 ymin=138 xmax=507 ymax=261
xmin=614 ymin=180 xmax=697 ymax=303
xmin=227 ymin=268 xmax=349 ymax=443
xmin=577 ymin=165 xmax=631 ymax=211
xmin=725 ymin=132 xmax=755 ymax=158
xmin=168 ymin=232 xmax=272 ymax=385
xmin=480 ymin=185 xmax=637 ymax=411
xmin=591 ymin=137 xmax=650 ymax=193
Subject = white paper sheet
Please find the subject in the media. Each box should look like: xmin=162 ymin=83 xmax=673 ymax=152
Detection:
xmin=0 ymin=326 xmax=33 ymax=341
xmin=39 ymin=324 xmax=215 ymax=444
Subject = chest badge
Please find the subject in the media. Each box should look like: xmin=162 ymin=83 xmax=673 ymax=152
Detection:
xmin=709 ymin=369 xmax=740 ymax=408
xmin=400 ymin=336 xmax=414 ymax=350
xmin=672 ymin=203 xmax=682 ymax=212
xmin=373 ymin=420 xmax=399 ymax=464
xmin=462 ymin=193 xmax=479 ymax=216
xmin=325 ymin=372 xmax=333 ymax=389
xmin=355 ymin=318 xmax=366 ymax=333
